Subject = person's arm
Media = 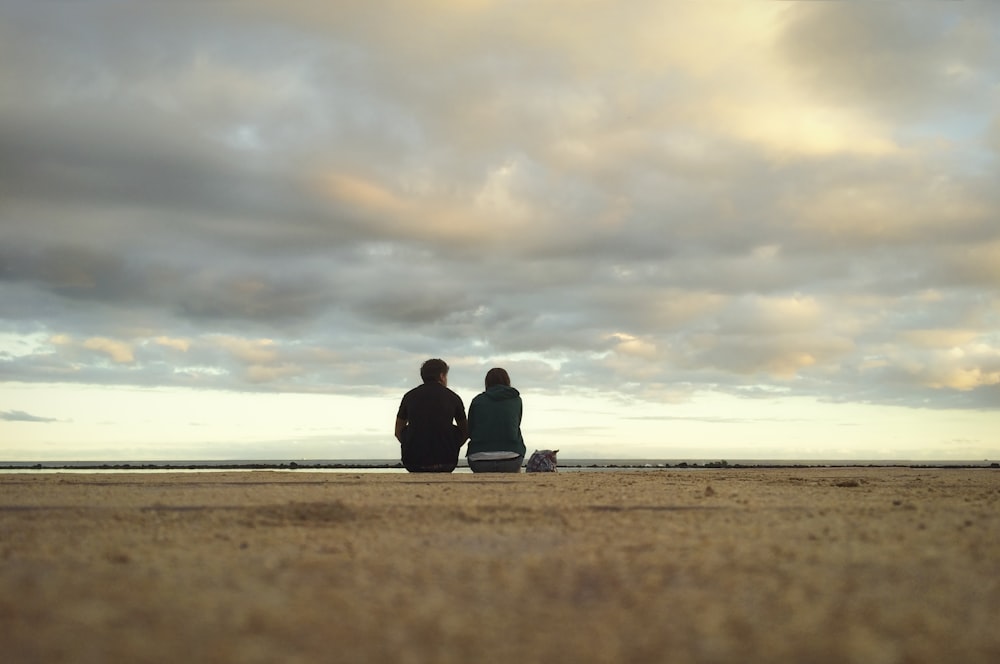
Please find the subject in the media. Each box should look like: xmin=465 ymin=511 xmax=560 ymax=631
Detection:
xmin=394 ymin=417 xmax=407 ymax=443
xmin=456 ymin=400 xmax=469 ymax=444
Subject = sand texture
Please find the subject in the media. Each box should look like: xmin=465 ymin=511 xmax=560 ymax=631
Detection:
xmin=2 ymin=468 xmax=998 ymax=663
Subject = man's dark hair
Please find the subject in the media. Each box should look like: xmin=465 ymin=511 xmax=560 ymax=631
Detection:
xmin=420 ymin=358 xmax=449 ymax=383
xmin=484 ymin=367 xmax=511 ymax=389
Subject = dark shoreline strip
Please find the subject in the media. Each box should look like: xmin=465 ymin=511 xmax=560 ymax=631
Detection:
xmin=2 ymin=462 xmax=997 ymax=471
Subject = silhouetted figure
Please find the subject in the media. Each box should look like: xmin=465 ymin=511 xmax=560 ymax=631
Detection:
xmin=395 ymin=358 xmax=468 ymax=473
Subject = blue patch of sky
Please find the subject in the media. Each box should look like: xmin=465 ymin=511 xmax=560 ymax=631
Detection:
xmin=894 ymin=111 xmax=996 ymax=173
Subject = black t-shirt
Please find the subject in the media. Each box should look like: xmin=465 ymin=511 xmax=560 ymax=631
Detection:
xmin=396 ymin=382 xmax=467 ymax=469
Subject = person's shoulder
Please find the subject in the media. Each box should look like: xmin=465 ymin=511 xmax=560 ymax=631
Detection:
xmin=401 ymin=383 xmax=427 ymax=398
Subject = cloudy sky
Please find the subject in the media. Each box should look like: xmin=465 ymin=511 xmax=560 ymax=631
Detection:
xmin=1 ymin=2 xmax=998 ymax=462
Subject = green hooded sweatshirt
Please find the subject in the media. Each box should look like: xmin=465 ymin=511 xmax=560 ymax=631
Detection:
xmin=466 ymin=385 xmax=526 ymax=456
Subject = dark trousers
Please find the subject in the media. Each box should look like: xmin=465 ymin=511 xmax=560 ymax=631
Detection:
xmin=405 ymin=462 xmax=457 ymax=473
xmin=400 ymin=425 xmax=463 ymax=473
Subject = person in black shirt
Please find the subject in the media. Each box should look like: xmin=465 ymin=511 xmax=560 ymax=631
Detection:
xmin=395 ymin=358 xmax=469 ymax=472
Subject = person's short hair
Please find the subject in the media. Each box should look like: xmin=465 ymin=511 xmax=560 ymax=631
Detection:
xmin=420 ymin=358 xmax=449 ymax=383
xmin=484 ymin=367 xmax=511 ymax=389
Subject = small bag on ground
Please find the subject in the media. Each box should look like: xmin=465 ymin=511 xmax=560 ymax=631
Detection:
xmin=525 ymin=449 xmax=558 ymax=472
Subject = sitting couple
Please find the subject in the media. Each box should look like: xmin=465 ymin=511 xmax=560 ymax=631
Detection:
xmin=394 ymin=359 xmax=525 ymax=473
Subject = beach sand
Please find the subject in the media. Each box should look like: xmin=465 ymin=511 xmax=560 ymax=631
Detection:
xmin=1 ymin=468 xmax=998 ymax=663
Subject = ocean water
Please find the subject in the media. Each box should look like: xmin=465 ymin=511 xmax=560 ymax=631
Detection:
xmin=1 ymin=458 xmax=996 ymax=474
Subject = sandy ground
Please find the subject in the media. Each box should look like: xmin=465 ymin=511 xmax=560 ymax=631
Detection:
xmin=1 ymin=468 xmax=998 ymax=664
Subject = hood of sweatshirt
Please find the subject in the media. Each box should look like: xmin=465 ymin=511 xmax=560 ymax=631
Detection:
xmin=484 ymin=385 xmax=520 ymax=401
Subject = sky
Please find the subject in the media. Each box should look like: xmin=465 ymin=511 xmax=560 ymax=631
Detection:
xmin=1 ymin=1 xmax=998 ymax=462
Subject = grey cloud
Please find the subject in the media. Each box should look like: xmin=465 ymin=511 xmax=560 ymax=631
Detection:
xmin=175 ymin=271 xmax=339 ymax=325
xmin=0 ymin=244 xmax=135 ymax=298
xmin=0 ymin=410 xmax=57 ymax=423
xmin=989 ymin=115 xmax=1000 ymax=155
xmin=354 ymin=292 xmax=473 ymax=326
xmin=0 ymin=243 xmax=339 ymax=327
xmin=930 ymin=244 xmax=1000 ymax=290
xmin=683 ymin=333 xmax=853 ymax=379
xmin=0 ymin=109 xmax=237 ymax=210
xmin=777 ymin=4 xmax=999 ymax=117
xmin=0 ymin=110 xmax=375 ymax=258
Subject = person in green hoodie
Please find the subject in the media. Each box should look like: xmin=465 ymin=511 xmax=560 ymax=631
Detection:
xmin=466 ymin=367 xmax=526 ymax=473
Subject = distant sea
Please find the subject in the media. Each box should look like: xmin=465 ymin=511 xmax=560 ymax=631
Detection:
xmin=1 ymin=458 xmax=997 ymax=473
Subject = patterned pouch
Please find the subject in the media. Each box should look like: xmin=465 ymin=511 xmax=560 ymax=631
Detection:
xmin=525 ymin=449 xmax=558 ymax=472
